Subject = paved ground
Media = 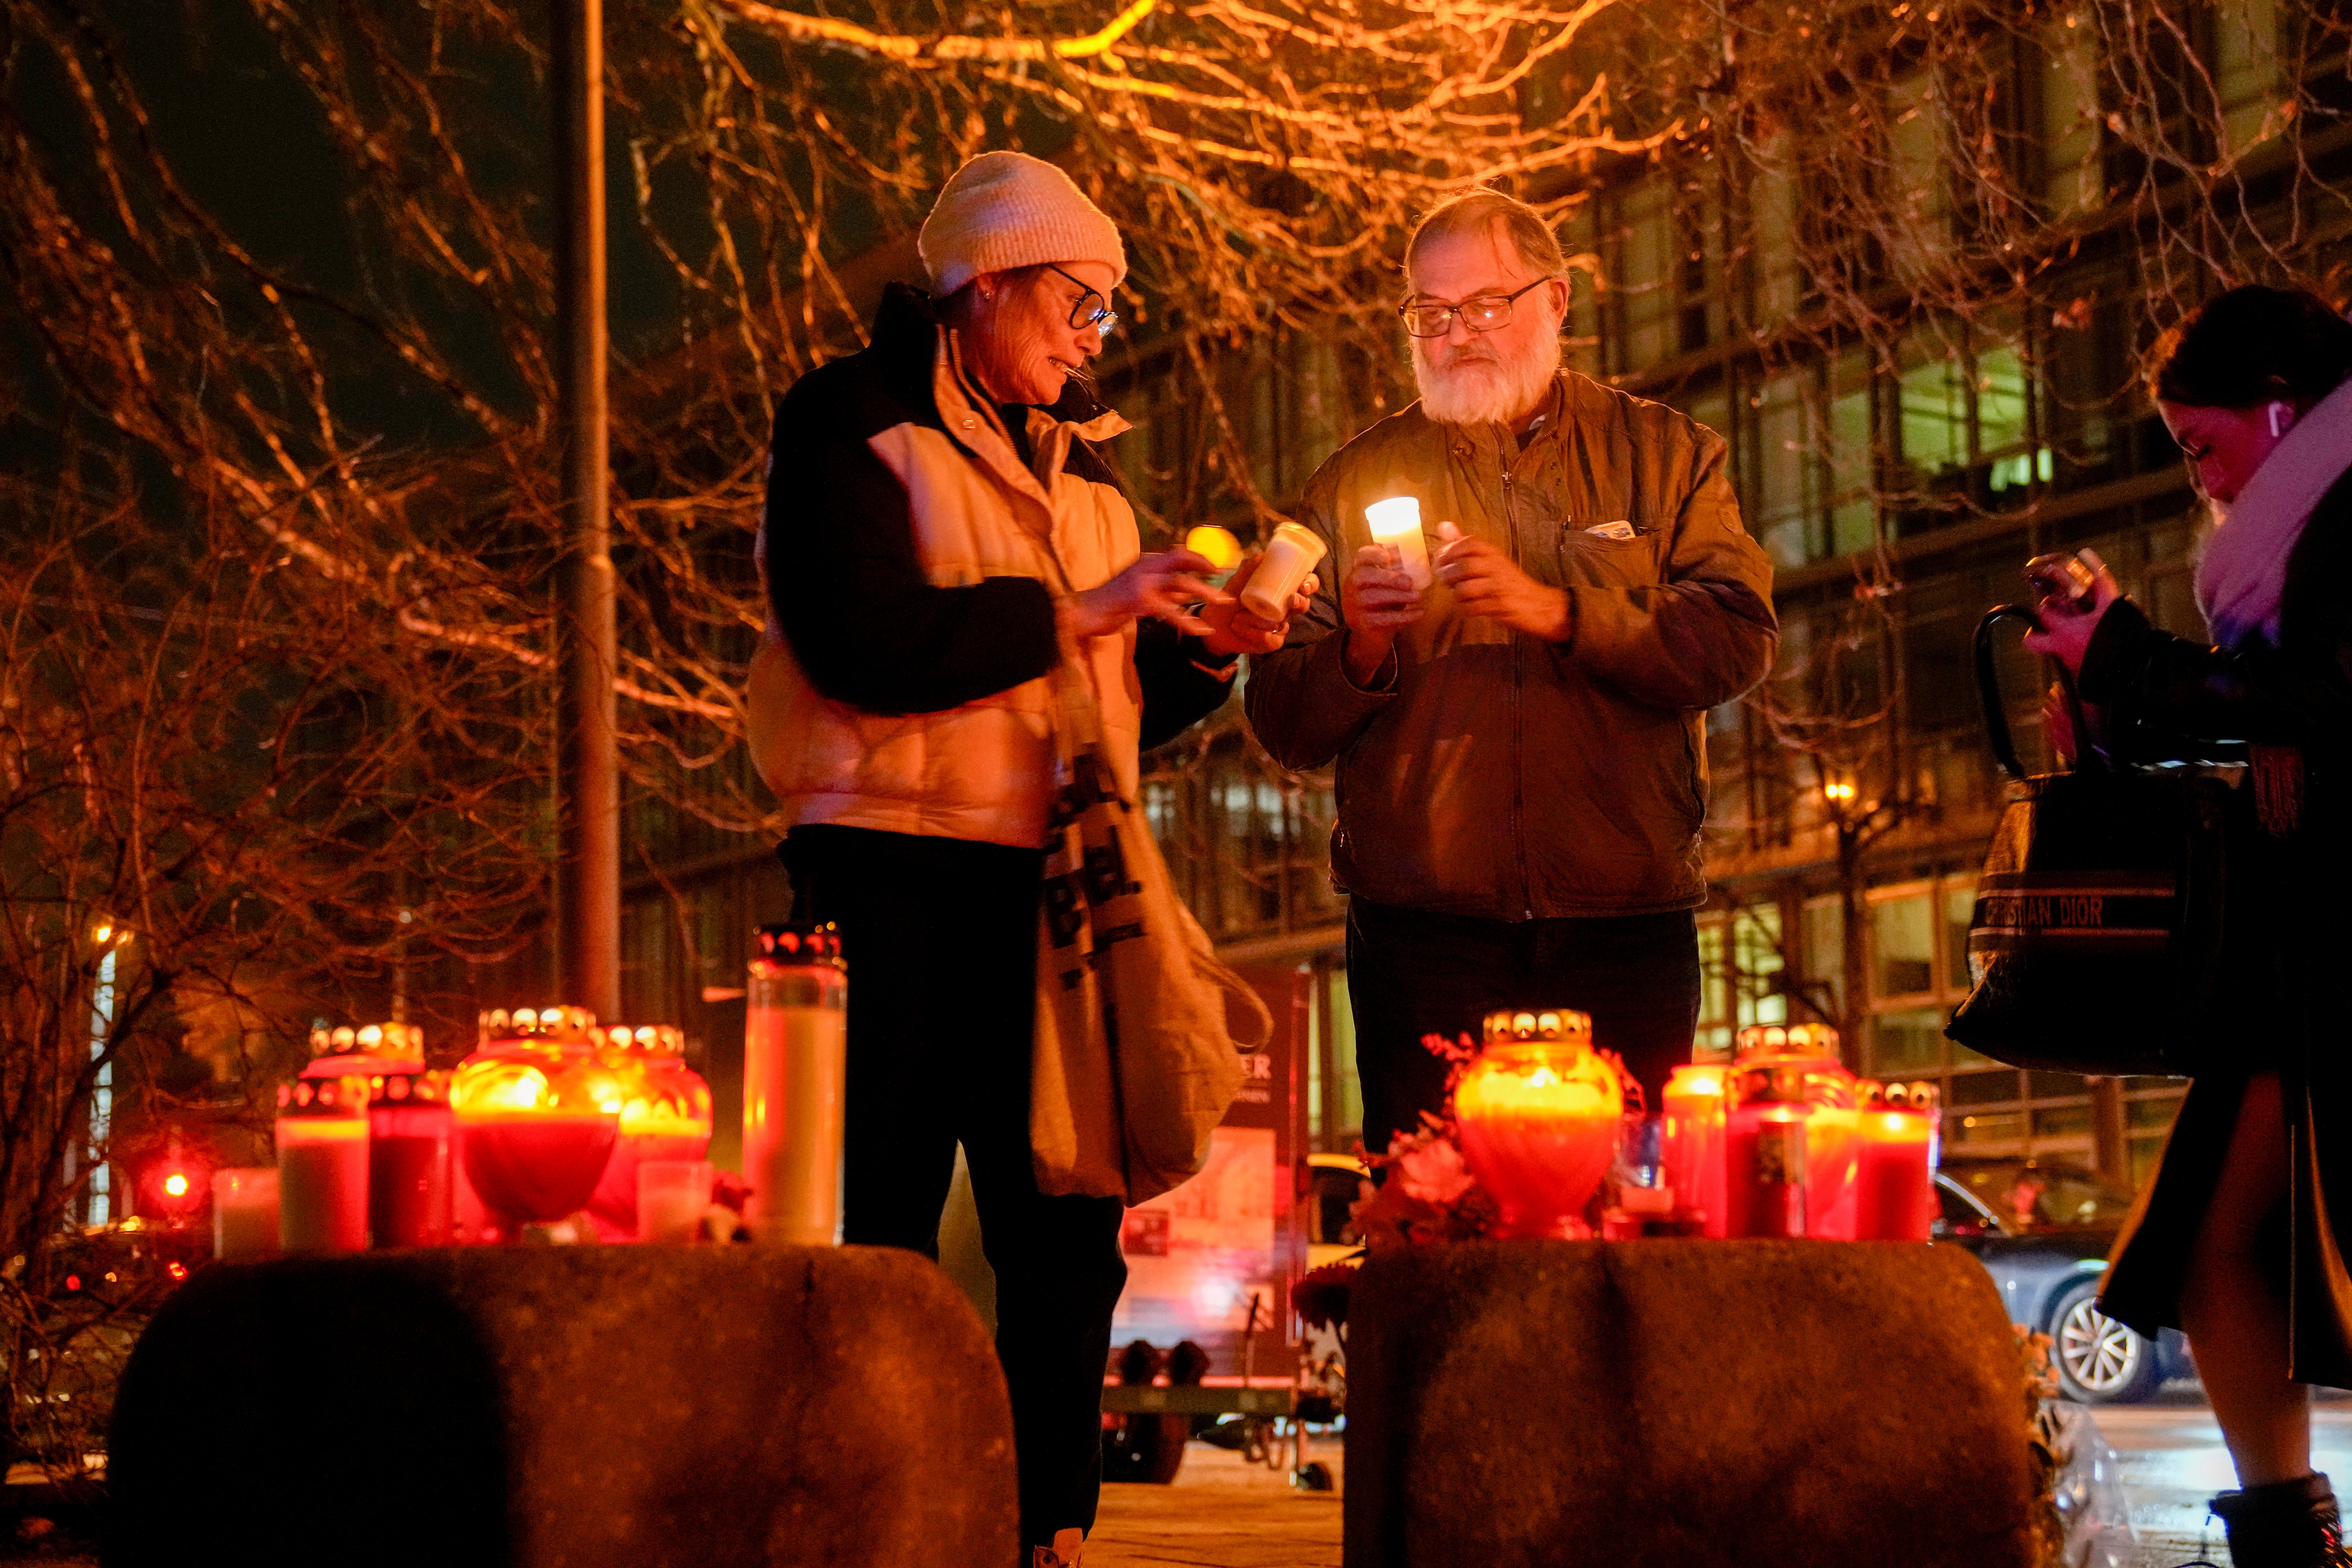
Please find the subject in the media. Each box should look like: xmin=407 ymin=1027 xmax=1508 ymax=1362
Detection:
xmin=2095 ymin=1387 xmax=2352 ymax=1568
xmin=1090 ymin=1437 xmax=1344 ymax=1568
xmin=1087 ymin=1392 xmax=2352 ymax=1568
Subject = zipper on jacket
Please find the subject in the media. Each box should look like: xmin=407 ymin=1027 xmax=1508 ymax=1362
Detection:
xmin=1502 ymin=447 xmax=1531 ymax=919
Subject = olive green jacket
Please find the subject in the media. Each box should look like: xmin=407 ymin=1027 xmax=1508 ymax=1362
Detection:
xmin=1242 ymin=370 xmax=1778 ymax=920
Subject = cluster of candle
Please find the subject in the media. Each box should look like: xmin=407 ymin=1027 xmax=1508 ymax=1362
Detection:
xmin=1445 ymin=1015 xmax=1941 ymax=1245
xmin=1659 ymin=1025 xmax=1939 ymax=1241
xmin=215 ymin=922 xmax=851 ymax=1263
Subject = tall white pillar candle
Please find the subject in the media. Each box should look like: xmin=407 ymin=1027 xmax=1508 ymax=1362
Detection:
xmin=1364 ymin=496 xmax=1433 ymax=590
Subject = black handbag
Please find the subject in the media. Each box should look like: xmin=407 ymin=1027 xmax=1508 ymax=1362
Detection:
xmin=1942 ymin=605 xmax=2234 ymax=1077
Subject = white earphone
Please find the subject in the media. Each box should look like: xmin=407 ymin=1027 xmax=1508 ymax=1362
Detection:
xmin=2270 ymin=401 xmax=2290 ymax=438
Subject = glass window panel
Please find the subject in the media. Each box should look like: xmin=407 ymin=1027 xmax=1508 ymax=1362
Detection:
xmin=1952 ymin=1110 xmax=2025 ymax=1145
xmin=1827 ymin=352 xmax=1875 ymax=556
xmin=2042 ymin=21 xmax=2102 ymax=216
xmin=1945 ymin=883 xmax=1976 ymax=997
xmin=1899 ymin=337 xmax=1968 ymax=476
xmin=1872 ymin=891 xmax=1936 ymax=998
xmin=2126 ymin=1095 xmax=2184 ymax=1131
xmin=1754 ymin=370 xmax=1812 ymax=567
xmin=2032 ymin=1104 xmax=2093 ymax=1139
xmin=1617 ymin=180 xmax=1675 ymax=371
xmin=1751 ymin=139 xmax=1801 ymax=321
xmin=1885 ymin=71 xmax=1949 ymax=273
xmin=1871 ymin=1006 xmax=1945 ymax=1075
xmin=2215 ymin=0 xmax=2281 ymax=157
xmin=1949 ymin=1069 xmax=2023 ymax=1106
xmin=1802 ymin=896 xmax=1844 ymax=1020
xmin=1976 ymin=342 xmax=2031 ymax=459
xmin=1733 ymin=904 xmax=1787 ymax=1028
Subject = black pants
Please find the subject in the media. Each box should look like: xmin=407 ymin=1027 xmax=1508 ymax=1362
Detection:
xmin=1345 ymin=898 xmax=1704 ymax=1159
xmin=784 ymin=825 xmax=1127 ymax=1551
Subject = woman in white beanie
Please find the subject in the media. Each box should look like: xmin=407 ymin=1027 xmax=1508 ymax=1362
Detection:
xmin=748 ymin=151 xmax=1308 ymax=1568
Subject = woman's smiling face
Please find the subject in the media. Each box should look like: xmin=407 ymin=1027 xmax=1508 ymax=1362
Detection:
xmin=963 ymin=261 xmax=1116 ymax=407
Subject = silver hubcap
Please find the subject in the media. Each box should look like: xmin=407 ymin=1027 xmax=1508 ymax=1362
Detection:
xmin=2058 ymin=1296 xmax=2144 ymax=1394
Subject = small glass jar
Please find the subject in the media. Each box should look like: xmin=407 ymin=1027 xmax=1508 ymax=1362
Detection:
xmin=1450 ymin=1009 xmax=1623 ymax=1239
xmin=276 ymin=1073 xmax=371 ymax=1253
xmin=1660 ymin=1063 xmax=1730 ymax=1237
xmin=584 ymin=1025 xmax=713 ymax=1242
xmin=1853 ymin=1080 xmax=1939 ymax=1241
xmin=744 ymin=924 xmax=848 ymax=1246
xmin=450 ymin=1006 xmax=622 ymax=1232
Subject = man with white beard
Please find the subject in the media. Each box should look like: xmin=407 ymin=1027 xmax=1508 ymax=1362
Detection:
xmin=1245 ymin=188 xmax=1778 ymax=1160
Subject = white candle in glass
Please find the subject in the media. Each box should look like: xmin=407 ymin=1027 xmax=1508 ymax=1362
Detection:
xmin=1364 ymin=496 xmax=1432 ymax=590
xmin=211 ymin=1168 xmax=280 ymax=1262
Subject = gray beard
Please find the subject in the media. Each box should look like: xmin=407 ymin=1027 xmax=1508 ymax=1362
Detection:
xmin=1413 ymin=335 xmax=1563 ymax=427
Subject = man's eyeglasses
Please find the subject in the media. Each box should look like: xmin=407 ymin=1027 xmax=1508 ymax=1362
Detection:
xmin=1048 ymin=264 xmax=1119 ymax=339
xmin=1398 ymin=276 xmax=1555 ymax=339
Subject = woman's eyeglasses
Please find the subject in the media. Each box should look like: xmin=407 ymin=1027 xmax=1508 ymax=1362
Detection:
xmin=1047 ymin=263 xmax=1119 ymax=339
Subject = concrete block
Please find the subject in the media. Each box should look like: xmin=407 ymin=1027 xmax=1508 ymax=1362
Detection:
xmin=108 ymin=1246 xmax=1018 ymax=1568
xmin=1343 ymin=1240 xmax=2038 ymax=1568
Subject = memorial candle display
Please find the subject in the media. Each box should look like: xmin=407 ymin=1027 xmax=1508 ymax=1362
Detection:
xmin=1852 ymin=1081 xmax=1939 ymax=1241
xmin=276 ymin=1074 xmax=370 ymax=1253
xmin=450 ymin=1007 xmax=623 ymax=1232
xmin=1363 ymin=496 xmax=1433 ymax=590
xmin=584 ymin=1025 xmax=713 ymax=1243
xmin=1660 ymin=1064 xmax=1729 ymax=1238
xmin=744 ymin=924 xmax=848 ymax=1246
xmin=211 ymin=1168 xmax=280 ymax=1262
xmin=306 ymin=1022 xmax=451 ymax=1249
xmin=1450 ymin=1009 xmax=1623 ymax=1239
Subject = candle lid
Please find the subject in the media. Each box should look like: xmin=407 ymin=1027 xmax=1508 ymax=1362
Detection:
xmin=596 ymin=1023 xmax=687 ymax=1058
xmin=755 ymin=923 xmax=845 ymax=970
xmin=1860 ymin=1079 xmax=1939 ymax=1114
xmin=477 ymin=1006 xmax=599 ymax=1047
xmin=277 ymin=1074 xmax=370 ymax=1118
xmin=310 ymin=1022 xmax=425 ymax=1062
xmin=1479 ymin=1008 xmax=1592 ymax=1045
xmin=1735 ymin=1022 xmax=1841 ymax=1061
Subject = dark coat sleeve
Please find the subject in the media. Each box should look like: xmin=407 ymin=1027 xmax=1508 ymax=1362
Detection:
xmin=1134 ymin=622 xmax=1236 ymax=750
xmin=762 ymin=379 xmax=1059 ymax=716
xmin=2078 ymin=477 xmax=2352 ymax=750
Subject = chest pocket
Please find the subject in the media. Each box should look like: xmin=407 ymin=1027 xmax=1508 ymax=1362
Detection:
xmin=1554 ymin=520 xmax=1669 ymax=590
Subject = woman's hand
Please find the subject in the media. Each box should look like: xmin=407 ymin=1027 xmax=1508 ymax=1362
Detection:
xmin=1198 ymin=554 xmax=1318 ymax=657
xmin=2019 ymin=548 xmax=2122 ymax=675
xmin=1063 ymin=549 xmax=1222 ymax=641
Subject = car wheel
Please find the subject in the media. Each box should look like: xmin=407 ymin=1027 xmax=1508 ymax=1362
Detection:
xmin=2050 ymin=1279 xmax=2164 ymax=1404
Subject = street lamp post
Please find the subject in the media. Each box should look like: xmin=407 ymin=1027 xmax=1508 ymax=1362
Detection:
xmin=552 ymin=0 xmax=620 ymax=1021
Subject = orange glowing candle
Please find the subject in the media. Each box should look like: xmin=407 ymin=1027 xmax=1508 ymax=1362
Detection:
xmin=1451 ymin=1010 xmax=1623 ymax=1239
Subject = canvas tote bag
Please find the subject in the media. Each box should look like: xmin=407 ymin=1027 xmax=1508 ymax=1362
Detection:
xmin=1029 ymin=642 xmax=1271 ymax=1206
xmin=1943 ymin=604 xmax=2236 ymax=1077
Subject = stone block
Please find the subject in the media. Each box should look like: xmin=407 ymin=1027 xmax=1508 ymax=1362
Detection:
xmin=108 ymin=1245 xmax=1018 ymax=1568
xmin=1343 ymin=1240 xmax=2038 ymax=1568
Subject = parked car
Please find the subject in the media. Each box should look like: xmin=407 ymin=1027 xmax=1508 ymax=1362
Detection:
xmin=1932 ymin=1155 xmax=2193 ymax=1404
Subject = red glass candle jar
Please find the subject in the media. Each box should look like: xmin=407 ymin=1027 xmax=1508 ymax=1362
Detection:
xmin=1853 ymin=1081 xmax=1939 ymax=1241
xmin=1451 ymin=1010 xmax=1623 ymax=1239
xmin=1735 ymin=1024 xmax=1858 ymax=1239
xmin=450 ymin=1007 xmax=622 ymax=1233
xmin=1660 ymin=1064 xmax=1729 ymax=1237
xmin=306 ymin=1023 xmax=452 ymax=1249
xmin=584 ymin=1025 xmax=713 ymax=1242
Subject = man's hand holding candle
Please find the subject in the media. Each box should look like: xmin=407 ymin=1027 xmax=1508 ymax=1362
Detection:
xmin=1435 ymin=521 xmax=1572 ymax=642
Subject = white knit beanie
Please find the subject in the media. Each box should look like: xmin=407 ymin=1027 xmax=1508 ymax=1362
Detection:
xmin=918 ymin=151 xmax=1127 ymax=297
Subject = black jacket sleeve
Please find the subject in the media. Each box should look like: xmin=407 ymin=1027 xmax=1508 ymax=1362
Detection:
xmin=762 ymin=381 xmax=1059 ymax=715
xmin=1134 ymin=621 xmax=1237 ymax=750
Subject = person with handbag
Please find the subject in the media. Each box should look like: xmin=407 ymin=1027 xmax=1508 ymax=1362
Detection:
xmin=2023 ymin=284 xmax=2352 ymax=1568
xmin=744 ymin=151 xmax=1310 ymax=1568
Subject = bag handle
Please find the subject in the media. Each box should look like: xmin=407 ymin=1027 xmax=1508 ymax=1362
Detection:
xmin=1974 ymin=604 xmax=2100 ymax=781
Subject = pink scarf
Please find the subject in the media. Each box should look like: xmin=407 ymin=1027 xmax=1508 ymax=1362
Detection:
xmin=2193 ymin=375 xmax=2352 ymax=650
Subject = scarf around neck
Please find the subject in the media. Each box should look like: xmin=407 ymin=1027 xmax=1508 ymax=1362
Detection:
xmin=2193 ymin=374 xmax=2352 ymax=650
